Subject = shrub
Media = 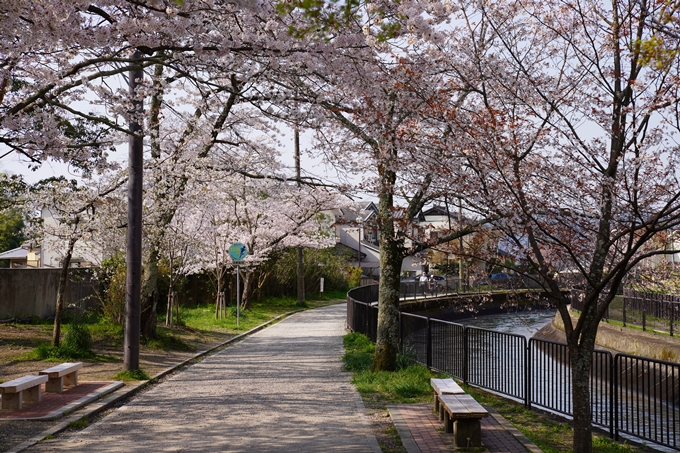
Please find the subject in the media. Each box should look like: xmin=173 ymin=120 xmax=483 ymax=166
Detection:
xmin=63 ymin=322 xmax=93 ymax=352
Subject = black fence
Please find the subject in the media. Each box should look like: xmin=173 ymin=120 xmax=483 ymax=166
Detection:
xmin=347 ymin=285 xmax=680 ymax=450
xmin=398 ymin=274 xmax=546 ymax=300
xmin=571 ymin=289 xmax=680 ymax=336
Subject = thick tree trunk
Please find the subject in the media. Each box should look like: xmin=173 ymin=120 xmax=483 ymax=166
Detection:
xmin=372 ymin=171 xmax=403 ymax=371
xmin=52 ymin=236 xmax=77 ymax=347
xmin=140 ymin=246 xmax=160 ymax=339
xmin=563 ymin=293 xmax=599 ymax=453
xmin=571 ymin=343 xmax=594 ymax=453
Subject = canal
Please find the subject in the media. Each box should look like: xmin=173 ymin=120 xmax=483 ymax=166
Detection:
xmin=442 ymin=309 xmax=557 ymax=338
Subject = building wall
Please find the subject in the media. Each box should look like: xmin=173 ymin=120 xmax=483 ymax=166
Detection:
xmin=0 ymin=268 xmax=98 ymax=319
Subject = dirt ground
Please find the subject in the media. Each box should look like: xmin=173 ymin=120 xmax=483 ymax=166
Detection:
xmin=0 ymin=319 xmax=403 ymax=453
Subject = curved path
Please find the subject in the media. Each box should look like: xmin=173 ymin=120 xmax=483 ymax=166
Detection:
xmin=28 ymin=304 xmax=377 ymax=453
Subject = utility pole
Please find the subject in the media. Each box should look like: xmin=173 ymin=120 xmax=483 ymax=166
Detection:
xmin=458 ymin=198 xmax=464 ymax=292
xmin=295 ymin=129 xmax=305 ymax=306
xmin=124 ymin=50 xmax=143 ymax=371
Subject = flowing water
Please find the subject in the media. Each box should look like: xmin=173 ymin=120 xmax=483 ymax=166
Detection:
xmin=443 ymin=309 xmax=557 ymax=338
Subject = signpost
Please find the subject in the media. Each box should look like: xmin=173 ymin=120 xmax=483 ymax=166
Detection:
xmin=229 ymin=242 xmax=248 ymax=327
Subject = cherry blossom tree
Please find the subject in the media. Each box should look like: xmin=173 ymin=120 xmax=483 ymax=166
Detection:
xmin=187 ymin=172 xmax=339 ymax=311
xmin=281 ymin=2 xmax=489 ymax=371
xmin=422 ymin=0 xmax=680 ymax=449
xmin=26 ymin=175 xmax=124 ymax=347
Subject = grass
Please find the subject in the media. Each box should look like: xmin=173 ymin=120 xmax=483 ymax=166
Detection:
xmin=113 ymin=369 xmax=151 ymax=381
xmin=13 ymin=294 xmax=344 ymax=368
xmin=177 ymin=294 xmax=341 ymax=332
xmin=342 ymin=332 xmax=650 ymax=453
xmin=67 ymin=417 xmax=89 ymax=429
xmin=342 ymin=332 xmax=439 ymax=405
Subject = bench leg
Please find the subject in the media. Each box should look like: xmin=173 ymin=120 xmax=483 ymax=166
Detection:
xmin=45 ymin=377 xmax=64 ymax=393
xmin=433 ymin=393 xmax=439 ymax=413
xmin=444 ymin=411 xmax=454 ymax=434
xmin=24 ymin=384 xmax=43 ymax=403
xmin=1 ymin=392 xmax=22 ymax=410
xmin=64 ymin=371 xmax=78 ymax=387
xmin=454 ymin=419 xmax=482 ymax=448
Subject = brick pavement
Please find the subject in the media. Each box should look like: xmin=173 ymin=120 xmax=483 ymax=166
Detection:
xmin=389 ymin=403 xmax=542 ymax=453
xmin=0 ymin=382 xmax=114 ymax=420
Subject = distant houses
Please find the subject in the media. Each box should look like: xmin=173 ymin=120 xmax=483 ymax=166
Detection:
xmin=324 ymin=201 xmax=497 ymax=278
xmin=0 ymin=208 xmax=100 ymax=269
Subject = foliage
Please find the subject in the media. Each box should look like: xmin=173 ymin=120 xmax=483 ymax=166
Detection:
xmin=67 ymin=418 xmax=89 ymax=429
xmin=0 ymin=208 xmax=26 ymax=267
xmin=62 ymin=319 xmax=93 ymax=352
xmin=95 ymin=252 xmax=127 ymax=325
xmin=265 ymin=247 xmax=353 ymax=298
xmin=113 ymin=369 xmax=151 ymax=381
xmin=346 ymin=266 xmax=363 ymax=289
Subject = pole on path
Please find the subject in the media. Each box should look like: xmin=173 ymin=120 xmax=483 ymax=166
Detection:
xmin=295 ymin=129 xmax=305 ymax=306
xmin=236 ymin=264 xmax=241 ymax=328
xmin=124 ymin=50 xmax=143 ymax=371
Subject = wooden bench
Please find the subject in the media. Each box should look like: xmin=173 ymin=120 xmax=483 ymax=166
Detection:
xmin=39 ymin=362 xmax=83 ymax=393
xmin=0 ymin=375 xmax=49 ymax=410
xmin=439 ymin=394 xmax=489 ymax=447
xmin=430 ymin=378 xmax=465 ymax=421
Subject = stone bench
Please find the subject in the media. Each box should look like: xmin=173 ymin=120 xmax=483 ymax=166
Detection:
xmin=0 ymin=375 xmax=49 ymax=410
xmin=39 ymin=362 xmax=83 ymax=393
xmin=439 ymin=394 xmax=489 ymax=448
xmin=430 ymin=378 xmax=465 ymax=420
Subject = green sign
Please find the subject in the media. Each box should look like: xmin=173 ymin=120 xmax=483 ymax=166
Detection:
xmin=229 ymin=242 xmax=248 ymax=261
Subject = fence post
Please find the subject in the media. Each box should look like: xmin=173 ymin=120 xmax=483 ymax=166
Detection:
xmin=426 ymin=317 xmax=432 ymax=369
xmin=610 ymin=353 xmax=615 ymax=439
xmin=623 ymin=299 xmax=626 ymax=327
xmin=642 ymin=310 xmax=646 ymax=332
xmin=525 ymin=339 xmax=531 ymax=408
xmin=463 ymin=327 xmax=469 ymax=386
xmin=671 ymin=306 xmax=674 ymax=337
xmin=399 ymin=312 xmax=403 ymax=354
xmin=613 ymin=355 xmax=619 ymax=441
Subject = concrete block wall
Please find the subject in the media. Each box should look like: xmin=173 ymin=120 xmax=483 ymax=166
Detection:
xmin=0 ymin=268 xmax=98 ymax=319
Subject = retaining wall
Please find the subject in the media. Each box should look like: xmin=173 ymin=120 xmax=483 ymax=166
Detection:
xmin=0 ymin=268 xmax=98 ymax=319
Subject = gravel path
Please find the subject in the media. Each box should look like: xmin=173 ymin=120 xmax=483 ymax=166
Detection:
xmin=27 ymin=304 xmax=376 ymax=453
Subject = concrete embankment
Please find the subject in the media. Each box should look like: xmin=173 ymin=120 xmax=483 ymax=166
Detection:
xmin=534 ymin=309 xmax=680 ymax=364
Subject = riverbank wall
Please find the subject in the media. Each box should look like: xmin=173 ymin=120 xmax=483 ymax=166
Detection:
xmin=535 ymin=308 xmax=680 ymax=364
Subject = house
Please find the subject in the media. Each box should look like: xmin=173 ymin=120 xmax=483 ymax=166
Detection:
xmin=0 ymin=208 xmax=101 ymax=269
xmin=324 ymin=202 xmax=499 ymax=278
xmin=323 ymin=201 xmax=381 ymax=276
xmin=0 ymin=243 xmax=40 ymax=268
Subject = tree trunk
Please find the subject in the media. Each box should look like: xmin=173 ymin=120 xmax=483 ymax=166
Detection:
xmin=571 ymin=342 xmax=594 ymax=453
xmin=52 ymin=236 xmax=77 ymax=347
xmin=140 ymin=246 xmax=160 ymax=339
xmin=215 ymin=265 xmax=224 ymax=319
xmin=372 ymin=170 xmax=403 ymax=371
xmin=563 ymin=292 xmax=599 ymax=453
xmin=240 ymin=270 xmax=255 ymax=311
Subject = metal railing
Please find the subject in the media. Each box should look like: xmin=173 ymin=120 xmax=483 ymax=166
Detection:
xmin=346 ymin=290 xmax=680 ymax=450
xmin=572 ymin=289 xmax=680 ymax=336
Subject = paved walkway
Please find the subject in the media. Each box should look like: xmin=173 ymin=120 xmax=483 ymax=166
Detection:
xmin=26 ymin=304 xmax=379 ymax=453
xmin=16 ymin=303 xmax=541 ymax=453
xmin=389 ymin=404 xmax=542 ymax=453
